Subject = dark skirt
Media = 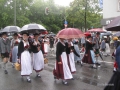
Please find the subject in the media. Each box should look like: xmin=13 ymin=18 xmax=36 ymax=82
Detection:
xmin=82 ymin=50 xmax=93 ymax=64
xmin=1 ymin=52 xmax=9 ymax=59
xmin=53 ymin=57 xmax=64 ymax=79
xmin=104 ymin=71 xmax=120 ymax=90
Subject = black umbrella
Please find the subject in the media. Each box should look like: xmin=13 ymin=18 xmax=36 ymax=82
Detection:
xmin=102 ymin=32 xmax=112 ymax=36
xmin=106 ymin=16 xmax=120 ymax=31
xmin=48 ymin=33 xmax=56 ymax=37
xmin=21 ymin=23 xmax=46 ymax=33
xmin=1 ymin=26 xmax=20 ymax=33
xmin=113 ymin=32 xmax=120 ymax=37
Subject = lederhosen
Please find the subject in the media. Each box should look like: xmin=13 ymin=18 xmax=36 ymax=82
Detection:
xmin=1 ymin=39 xmax=9 ymax=58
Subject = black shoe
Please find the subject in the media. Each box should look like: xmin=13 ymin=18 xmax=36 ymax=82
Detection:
xmin=92 ymin=65 xmax=97 ymax=69
xmin=62 ymin=81 xmax=68 ymax=85
xmin=77 ymin=61 xmax=80 ymax=63
xmin=71 ymin=78 xmax=74 ymax=80
xmin=96 ymin=63 xmax=101 ymax=66
xmin=27 ymin=79 xmax=31 ymax=83
xmin=4 ymin=70 xmax=8 ymax=74
xmin=36 ymin=74 xmax=41 ymax=78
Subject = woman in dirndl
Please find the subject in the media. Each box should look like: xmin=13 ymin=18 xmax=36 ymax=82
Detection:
xmin=42 ymin=35 xmax=49 ymax=54
xmin=66 ymin=39 xmax=76 ymax=73
xmin=30 ymin=33 xmax=44 ymax=78
xmin=53 ymin=38 xmax=73 ymax=85
xmin=82 ymin=35 xmax=97 ymax=69
xmin=11 ymin=33 xmax=20 ymax=67
xmin=73 ymin=39 xmax=81 ymax=64
xmin=18 ymin=32 xmax=32 ymax=83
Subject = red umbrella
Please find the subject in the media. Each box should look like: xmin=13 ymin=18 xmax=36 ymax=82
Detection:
xmin=84 ymin=31 xmax=91 ymax=37
xmin=56 ymin=28 xmax=84 ymax=39
xmin=88 ymin=28 xmax=106 ymax=33
xmin=41 ymin=30 xmax=48 ymax=34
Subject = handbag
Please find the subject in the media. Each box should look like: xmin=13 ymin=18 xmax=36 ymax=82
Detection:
xmin=15 ymin=62 xmax=21 ymax=71
xmin=44 ymin=58 xmax=48 ymax=64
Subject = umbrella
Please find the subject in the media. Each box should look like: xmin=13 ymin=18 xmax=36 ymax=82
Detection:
xmin=1 ymin=26 xmax=20 ymax=33
xmin=56 ymin=28 xmax=84 ymax=39
xmin=102 ymin=32 xmax=112 ymax=36
xmin=41 ymin=31 xmax=48 ymax=34
xmin=84 ymin=32 xmax=91 ymax=37
xmin=21 ymin=23 xmax=46 ymax=33
xmin=113 ymin=32 xmax=120 ymax=37
xmin=88 ymin=28 xmax=106 ymax=33
xmin=106 ymin=16 xmax=120 ymax=31
xmin=48 ymin=33 xmax=56 ymax=37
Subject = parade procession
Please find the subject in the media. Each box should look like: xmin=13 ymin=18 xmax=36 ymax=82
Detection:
xmin=1 ymin=0 xmax=120 ymax=90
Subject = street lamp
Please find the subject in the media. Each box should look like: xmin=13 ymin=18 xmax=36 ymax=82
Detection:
xmin=84 ymin=0 xmax=87 ymax=32
xmin=14 ymin=0 xmax=16 ymax=25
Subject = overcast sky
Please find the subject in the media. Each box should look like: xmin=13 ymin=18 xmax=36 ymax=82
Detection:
xmin=54 ymin=0 xmax=74 ymax=6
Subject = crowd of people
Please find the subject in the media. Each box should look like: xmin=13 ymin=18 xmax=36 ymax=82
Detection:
xmin=0 ymin=31 xmax=120 ymax=88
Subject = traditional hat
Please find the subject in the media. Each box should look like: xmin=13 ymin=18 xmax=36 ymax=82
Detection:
xmin=113 ymin=37 xmax=118 ymax=40
xmin=1 ymin=32 xmax=7 ymax=35
xmin=13 ymin=33 xmax=18 ymax=36
xmin=21 ymin=32 xmax=29 ymax=36
xmin=33 ymin=32 xmax=40 ymax=36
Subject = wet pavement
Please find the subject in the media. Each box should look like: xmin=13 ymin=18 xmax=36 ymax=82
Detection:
xmin=0 ymin=49 xmax=115 ymax=90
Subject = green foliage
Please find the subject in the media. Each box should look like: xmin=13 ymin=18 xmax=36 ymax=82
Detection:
xmin=0 ymin=0 xmax=102 ymax=33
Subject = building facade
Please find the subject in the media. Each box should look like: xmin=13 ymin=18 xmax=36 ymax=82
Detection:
xmin=101 ymin=0 xmax=120 ymax=26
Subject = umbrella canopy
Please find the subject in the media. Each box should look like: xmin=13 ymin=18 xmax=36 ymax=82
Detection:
xmin=56 ymin=28 xmax=84 ymax=39
xmin=21 ymin=23 xmax=46 ymax=33
xmin=88 ymin=28 xmax=106 ymax=33
xmin=48 ymin=33 xmax=56 ymax=37
xmin=113 ymin=32 xmax=120 ymax=37
xmin=106 ymin=16 xmax=120 ymax=31
xmin=41 ymin=31 xmax=48 ymax=34
xmin=1 ymin=26 xmax=20 ymax=33
xmin=84 ymin=32 xmax=91 ymax=37
xmin=102 ymin=32 xmax=112 ymax=36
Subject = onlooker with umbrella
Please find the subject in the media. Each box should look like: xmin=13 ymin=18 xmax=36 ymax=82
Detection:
xmin=49 ymin=36 xmax=55 ymax=52
xmin=93 ymin=32 xmax=103 ymax=65
xmin=100 ymin=36 xmax=106 ymax=54
xmin=0 ymin=32 xmax=11 ymax=74
xmin=81 ymin=37 xmax=85 ymax=47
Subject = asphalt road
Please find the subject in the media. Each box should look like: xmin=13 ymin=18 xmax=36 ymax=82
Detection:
xmin=0 ymin=49 xmax=115 ymax=90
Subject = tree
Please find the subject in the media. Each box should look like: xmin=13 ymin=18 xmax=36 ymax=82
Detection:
xmin=67 ymin=0 xmax=102 ymax=31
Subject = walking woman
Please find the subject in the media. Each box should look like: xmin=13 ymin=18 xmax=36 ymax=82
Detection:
xmin=30 ymin=33 xmax=44 ymax=78
xmin=42 ymin=35 xmax=49 ymax=54
xmin=66 ymin=39 xmax=76 ymax=73
xmin=82 ymin=35 xmax=97 ymax=68
xmin=11 ymin=33 xmax=20 ymax=67
xmin=53 ymin=38 xmax=73 ymax=85
xmin=0 ymin=32 xmax=11 ymax=74
xmin=17 ymin=32 xmax=32 ymax=83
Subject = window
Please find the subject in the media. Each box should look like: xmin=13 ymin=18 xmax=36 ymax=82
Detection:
xmin=118 ymin=0 xmax=120 ymax=11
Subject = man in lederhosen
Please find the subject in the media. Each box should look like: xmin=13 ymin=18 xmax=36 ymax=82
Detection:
xmin=0 ymin=32 xmax=11 ymax=74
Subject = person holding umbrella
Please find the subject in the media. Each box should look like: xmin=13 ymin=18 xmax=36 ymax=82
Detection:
xmin=17 ymin=32 xmax=32 ymax=83
xmin=53 ymin=38 xmax=73 ymax=85
xmin=30 ymin=32 xmax=44 ymax=78
xmin=0 ymin=32 xmax=11 ymax=74
xmin=11 ymin=33 xmax=20 ymax=68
